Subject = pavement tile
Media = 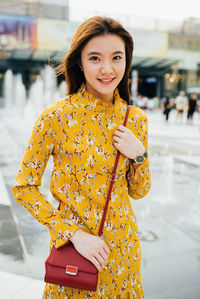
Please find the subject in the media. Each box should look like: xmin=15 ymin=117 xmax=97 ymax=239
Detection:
xmin=10 ymin=278 xmax=45 ymax=299
xmin=142 ymin=248 xmax=200 ymax=298
xmin=0 ymin=171 xmax=11 ymax=206
xmin=0 ymin=270 xmax=44 ymax=299
xmin=0 ymin=204 xmax=23 ymax=260
xmin=147 ymin=284 xmax=200 ymax=299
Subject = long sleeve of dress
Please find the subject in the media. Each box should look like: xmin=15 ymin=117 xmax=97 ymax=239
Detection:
xmin=11 ymin=109 xmax=80 ymax=249
xmin=127 ymin=111 xmax=151 ymax=200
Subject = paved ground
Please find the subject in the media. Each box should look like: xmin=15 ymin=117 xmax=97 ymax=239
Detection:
xmin=0 ymin=108 xmax=200 ymax=298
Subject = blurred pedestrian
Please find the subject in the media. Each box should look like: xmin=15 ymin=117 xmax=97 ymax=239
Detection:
xmin=175 ymin=91 xmax=188 ymax=123
xmin=162 ymin=92 xmax=173 ymax=122
xmin=187 ymin=93 xmax=197 ymax=124
xmin=11 ymin=16 xmax=151 ymax=299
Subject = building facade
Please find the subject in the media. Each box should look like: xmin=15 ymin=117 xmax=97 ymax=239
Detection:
xmin=0 ymin=0 xmax=69 ymax=20
xmin=166 ymin=18 xmax=200 ymax=95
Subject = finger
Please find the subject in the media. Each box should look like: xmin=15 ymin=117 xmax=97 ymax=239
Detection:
xmin=103 ymin=245 xmax=110 ymax=256
xmin=95 ymin=252 xmax=106 ymax=268
xmin=99 ymin=248 xmax=108 ymax=260
xmin=113 ymin=136 xmax=121 ymax=143
xmin=91 ymin=256 xmax=102 ymax=272
xmin=117 ymin=125 xmax=126 ymax=132
xmin=113 ymin=141 xmax=120 ymax=150
xmin=113 ymin=141 xmax=120 ymax=149
xmin=98 ymin=248 xmax=109 ymax=264
xmin=113 ymin=130 xmax=124 ymax=137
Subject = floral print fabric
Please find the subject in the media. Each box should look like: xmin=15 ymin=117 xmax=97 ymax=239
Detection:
xmin=12 ymin=83 xmax=151 ymax=298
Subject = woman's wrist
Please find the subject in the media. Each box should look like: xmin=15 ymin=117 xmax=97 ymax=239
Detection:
xmin=69 ymin=229 xmax=82 ymax=244
xmin=130 ymin=148 xmax=147 ymax=161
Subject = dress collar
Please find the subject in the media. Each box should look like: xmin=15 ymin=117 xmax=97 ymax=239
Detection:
xmin=77 ymin=82 xmax=122 ymax=113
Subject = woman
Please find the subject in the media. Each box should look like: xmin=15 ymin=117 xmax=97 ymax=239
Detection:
xmin=12 ymin=16 xmax=151 ymax=299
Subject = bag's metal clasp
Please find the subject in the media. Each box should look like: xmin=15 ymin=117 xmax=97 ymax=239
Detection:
xmin=66 ymin=265 xmax=78 ymax=275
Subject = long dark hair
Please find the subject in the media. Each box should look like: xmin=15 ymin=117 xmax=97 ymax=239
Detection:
xmin=55 ymin=16 xmax=134 ymax=104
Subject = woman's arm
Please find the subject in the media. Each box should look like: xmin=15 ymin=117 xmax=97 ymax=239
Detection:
xmin=113 ymin=109 xmax=151 ymax=200
xmin=126 ymin=113 xmax=151 ymax=199
xmin=12 ymin=108 xmax=80 ymax=249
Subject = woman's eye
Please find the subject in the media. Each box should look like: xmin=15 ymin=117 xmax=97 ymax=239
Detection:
xmin=113 ymin=56 xmax=122 ymax=60
xmin=89 ymin=56 xmax=99 ymax=61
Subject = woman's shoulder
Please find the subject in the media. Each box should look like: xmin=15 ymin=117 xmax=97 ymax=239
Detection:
xmin=128 ymin=104 xmax=148 ymax=121
xmin=119 ymin=96 xmax=147 ymax=120
xmin=125 ymin=105 xmax=148 ymax=137
xmin=37 ymin=95 xmax=76 ymax=119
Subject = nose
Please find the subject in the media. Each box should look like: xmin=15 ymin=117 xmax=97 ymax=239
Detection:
xmin=100 ymin=61 xmax=113 ymax=75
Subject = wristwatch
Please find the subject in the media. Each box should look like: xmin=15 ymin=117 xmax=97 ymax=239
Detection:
xmin=130 ymin=150 xmax=148 ymax=164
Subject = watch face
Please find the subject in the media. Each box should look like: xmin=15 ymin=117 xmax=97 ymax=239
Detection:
xmin=136 ymin=156 xmax=144 ymax=163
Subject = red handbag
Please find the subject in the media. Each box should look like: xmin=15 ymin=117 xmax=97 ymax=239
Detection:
xmin=44 ymin=106 xmax=130 ymax=291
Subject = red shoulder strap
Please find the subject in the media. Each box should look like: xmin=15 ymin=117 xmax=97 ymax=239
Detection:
xmin=98 ymin=105 xmax=130 ymax=236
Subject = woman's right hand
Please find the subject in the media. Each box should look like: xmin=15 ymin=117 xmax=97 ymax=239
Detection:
xmin=69 ymin=229 xmax=110 ymax=272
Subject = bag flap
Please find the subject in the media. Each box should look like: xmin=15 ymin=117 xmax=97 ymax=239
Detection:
xmin=47 ymin=242 xmax=98 ymax=274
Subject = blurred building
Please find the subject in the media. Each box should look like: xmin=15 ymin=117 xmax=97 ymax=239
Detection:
xmin=0 ymin=0 xmax=72 ymax=95
xmin=166 ymin=18 xmax=200 ymax=96
xmin=0 ymin=0 xmax=69 ymax=20
xmin=0 ymin=3 xmax=200 ymax=99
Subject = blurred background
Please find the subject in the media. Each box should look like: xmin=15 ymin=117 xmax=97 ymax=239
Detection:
xmin=0 ymin=1 xmax=200 ymax=298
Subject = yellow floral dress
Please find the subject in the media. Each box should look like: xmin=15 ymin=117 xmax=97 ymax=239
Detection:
xmin=12 ymin=83 xmax=151 ymax=299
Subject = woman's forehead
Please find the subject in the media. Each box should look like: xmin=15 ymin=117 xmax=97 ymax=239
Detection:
xmin=82 ymin=34 xmax=125 ymax=54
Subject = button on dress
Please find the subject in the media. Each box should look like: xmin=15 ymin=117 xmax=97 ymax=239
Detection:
xmin=12 ymin=83 xmax=151 ymax=298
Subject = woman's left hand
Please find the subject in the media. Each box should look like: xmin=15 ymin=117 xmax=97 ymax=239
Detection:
xmin=113 ymin=125 xmax=145 ymax=160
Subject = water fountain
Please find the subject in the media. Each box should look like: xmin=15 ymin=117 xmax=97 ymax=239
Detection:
xmin=23 ymin=78 xmax=44 ymax=138
xmin=7 ymin=65 xmax=66 ymax=143
xmin=58 ymin=80 xmax=67 ymax=98
xmin=13 ymin=73 xmax=27 ymax=116
xmin=3 ymin=69 xmax=14 ymax=111
xmin=41 ymin=65 xmax=58 ymax=107
xmin=164 ymin=154 xmax=177 ymax=204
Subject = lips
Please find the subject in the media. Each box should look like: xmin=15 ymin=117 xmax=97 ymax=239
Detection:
xmin=97 ymin=78 xmax=115 ymax=85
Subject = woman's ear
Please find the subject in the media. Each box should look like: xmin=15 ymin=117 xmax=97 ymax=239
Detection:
xmin=79 ymin=61 xmax=83 ymax=71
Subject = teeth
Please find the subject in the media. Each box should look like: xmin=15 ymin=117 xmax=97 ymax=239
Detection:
xmin=100 ymin=79 xmax=112 ymax=82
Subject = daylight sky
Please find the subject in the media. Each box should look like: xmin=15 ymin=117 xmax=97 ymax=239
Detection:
xmin=69 ymin=0 xmax=199 ymax=21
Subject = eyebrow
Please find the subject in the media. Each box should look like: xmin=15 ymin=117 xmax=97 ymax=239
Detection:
xmin=87 ymin=51 xmax=124 ymax=56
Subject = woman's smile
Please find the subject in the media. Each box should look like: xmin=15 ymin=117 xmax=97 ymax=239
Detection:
xmin=97 ymin=77 xmax=116 ymax=85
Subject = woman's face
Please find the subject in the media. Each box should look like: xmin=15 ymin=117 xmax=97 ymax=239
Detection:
xmin=80 ymin=34 xmax=126 ymax=103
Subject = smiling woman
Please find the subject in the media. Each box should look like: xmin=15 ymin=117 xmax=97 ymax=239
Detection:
xmin=80 ymin=34 xmax=126 ymax=103
xmin=12 ymin=16 xmax=151 ymax=299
